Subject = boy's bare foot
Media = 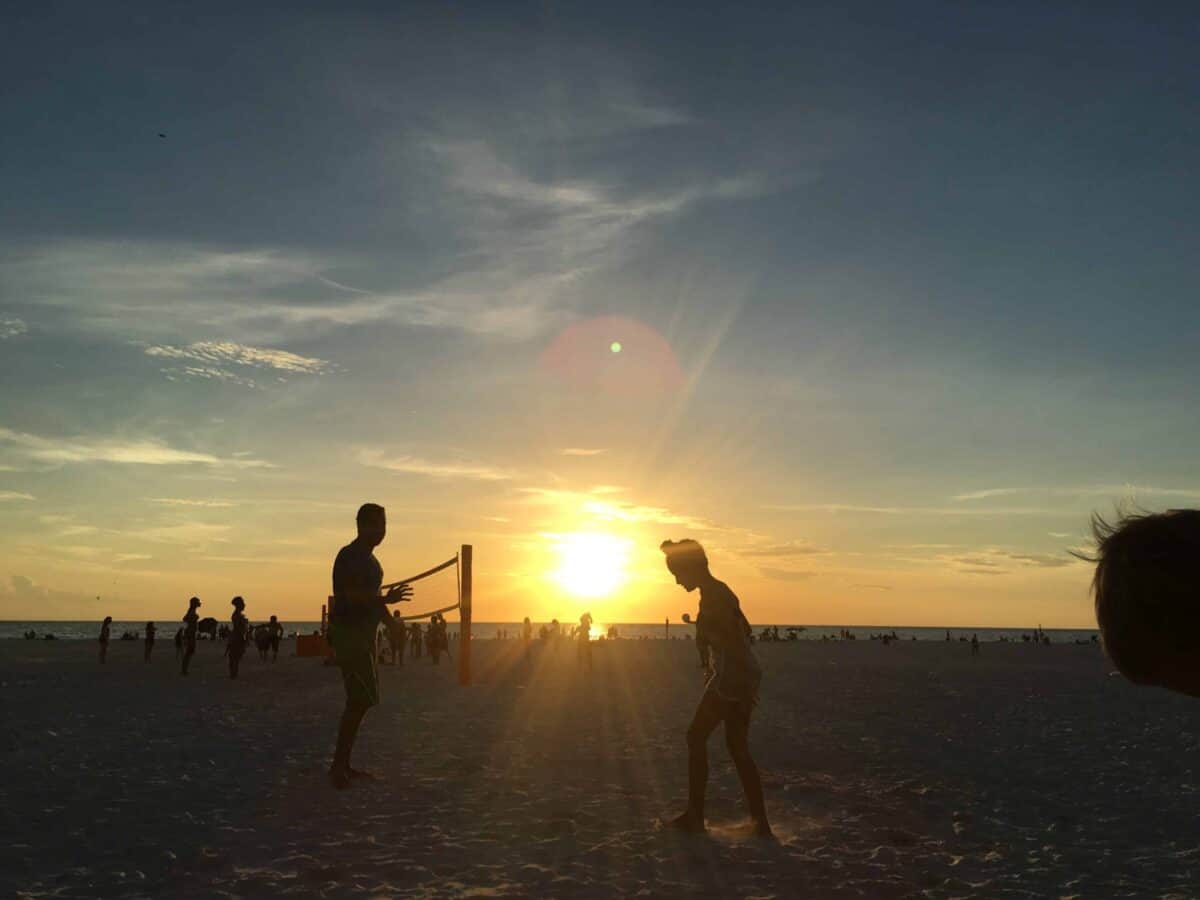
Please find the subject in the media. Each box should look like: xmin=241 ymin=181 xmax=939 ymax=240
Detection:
xmin=665 ymin=812 xmax=706 ymax=833
xmin=347 ymin=767 xmax=377 ymax=780
xmin=328 ymin=765 xmax=351 ymax=790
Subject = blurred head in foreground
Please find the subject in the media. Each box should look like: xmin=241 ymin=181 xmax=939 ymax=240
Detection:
xmin=661 ymin=539 xmax=710 ymax=591
xmin=1086 ymin=509 xmax=1200 ymax=696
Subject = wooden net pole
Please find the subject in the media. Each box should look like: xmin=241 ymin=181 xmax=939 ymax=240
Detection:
xmin=458 ymin=544 xmax=472 ymax=685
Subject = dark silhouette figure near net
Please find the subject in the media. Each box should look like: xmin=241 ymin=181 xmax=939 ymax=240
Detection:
xmin=577 ymin=611 xmax=593 ymax=670
xmin=228 ymin=596 xmax=248 ymax=679
xmin=98 ymin=616 xmax=112 ymax=664
xmin=144 ymin=621 xmax=156 ymax=662
xmin=327 ymin=503 xmax=412 ymax=789
xmin=181 ymin=597 xmax=201 ymax=675
xmin=389 ymin=610 xmax=406 ymax=665
xmin=661 ymin=539 xmax=771 ymax=837
xmin=268 ymin=615 xmax=283 ymax=661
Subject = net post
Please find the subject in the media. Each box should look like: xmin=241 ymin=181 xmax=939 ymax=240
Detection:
xmin=459 ymin=544 xmax=472 ymax=685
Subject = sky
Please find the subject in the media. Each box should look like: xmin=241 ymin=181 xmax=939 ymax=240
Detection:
xmin=2 ymin=1 xmax=1198 ymax=626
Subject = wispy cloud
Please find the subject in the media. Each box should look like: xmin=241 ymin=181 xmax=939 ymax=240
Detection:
xmin=0 ymin=490 xmax=34 ymax=502
xmin=771 ymin=503 xmax=1069 ymax=517
xmin=0 ymin=427 xmax=272 ymax=468
xmin=518 ymin=486 xmax=716 ymax=532
xmin=358 ymin=449 xmax=514 ymax=481
xmin=144 ymin=340 xmax=334 ymax=388
xmin=149 ymin=498 xmax=238 ymax=508
xmin=736 ymin=540 xmax=824 ymax=559
xmin=560 ymin=448 xmax=607 ymax=457
xmin=4 ymin=138 xmax=779 ymax=344
xmin=119 ymin=522 xmax=232 ymax=545
xmin=952 ymin=484 xmax=1200 ymax=502
xmin=0 ymin=318 xmax=27 ymax=339
xmin=113 ymin=553 xmax=153 ymax=563
xmin=758 ymin=566 xmax=817 ymax=582
xmin=996 ymin=551 xmax=1074 ymax=569
xmin=930 ymin=547 xmax=1078 ymax=574
xmin=1 ymin=242 xmax=355 ymax=342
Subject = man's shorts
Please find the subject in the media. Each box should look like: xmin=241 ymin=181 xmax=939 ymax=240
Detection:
xmin=331 ymin=624 xmax=380 ymax=708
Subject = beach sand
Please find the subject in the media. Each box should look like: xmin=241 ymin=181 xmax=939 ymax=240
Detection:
xmin=2 ymin=636 xmax=1198 ymax=898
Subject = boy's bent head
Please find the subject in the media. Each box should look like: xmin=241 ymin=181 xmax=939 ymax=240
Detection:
xmin=1087 ymin=509 xmax=1200 ymax=695
xmin=661 ymin=539 xmax=710 ymax=591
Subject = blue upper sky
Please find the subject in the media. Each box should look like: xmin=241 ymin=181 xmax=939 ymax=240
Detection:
xmin=1 ymin=1 xmax=1197 ymax=624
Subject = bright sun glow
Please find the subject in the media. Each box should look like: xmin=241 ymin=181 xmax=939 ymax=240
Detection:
xmin=552 ymin=532 xmax=631 ymax=598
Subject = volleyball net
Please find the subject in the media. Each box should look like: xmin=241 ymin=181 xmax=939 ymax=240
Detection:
xmin=318 ymin=544 xmax=474 ymax=684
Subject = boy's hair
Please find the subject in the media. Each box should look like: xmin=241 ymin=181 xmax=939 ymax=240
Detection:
xmin=661 ymin=539 xmax=709 ymax=574
xmin=1082 ymin=509 xmax=1200 ymax=683
xmin=357 ymin=503 xmax=385 ymax=526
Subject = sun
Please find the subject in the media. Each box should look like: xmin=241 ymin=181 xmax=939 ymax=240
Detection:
xmin=552 ymin=532 xmax=631 ymax=598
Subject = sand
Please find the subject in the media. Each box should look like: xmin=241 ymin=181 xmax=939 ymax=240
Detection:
xmin=2 ymin=636 xmax=1198 ymax=898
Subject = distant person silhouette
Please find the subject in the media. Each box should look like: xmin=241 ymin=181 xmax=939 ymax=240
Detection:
xmin=254 ymin=624 xmax=271 ymax=661
xmin=389 ymin=610 xmax=406 ymax=665
xmin=181 ymin=597 xmax=201 ymax=675
xmin=660 ymin=539 xmax=771 ymax=837
xmin=577 ymin=611 xmax=593 ymax=670
xmin=523 ymin=616 xmax=533 ymax=658
xmin=410 ymin=621 xmax=423 ymax=659
xmin=429 ymin=613 xmax=448 ymax=665
xmin=228 ymin=597 xmax=249 ymax=679
xmin=99 ymin=616 xmax=112 ymax=664
xmin=328 ymin=503 xmax=412 ymax=789
xmin=267 ymin=615 xmax=284 ymax=661
xmin=144 ymin=621 xmax=156 ymax=662
xmin=971 ymin=633 xmax=980 ymax=656
xmin=1081 ymin=509 xmax=1200 ymax=696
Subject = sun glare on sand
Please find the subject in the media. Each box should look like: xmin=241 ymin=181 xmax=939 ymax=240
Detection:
xmin=552 ymin=532 xmax=631 ymax=599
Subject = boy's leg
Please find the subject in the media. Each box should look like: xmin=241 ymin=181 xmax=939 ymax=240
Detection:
xmin=669 ymin=691 xmax=723 ymax=831
xmin=724 ymin=703 xmax=771 ymax=835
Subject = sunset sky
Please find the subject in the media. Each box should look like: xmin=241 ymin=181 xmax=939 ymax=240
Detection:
xmin=2 ymin=2 xmax=1198 ymax=626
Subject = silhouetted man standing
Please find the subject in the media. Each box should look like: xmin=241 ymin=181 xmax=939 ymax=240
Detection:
xmin=328 ymin=503 xmax=411 ymax=788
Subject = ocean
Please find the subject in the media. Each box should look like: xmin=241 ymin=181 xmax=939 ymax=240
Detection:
xmin=1 ymin=620 xmax=1099 ymax=643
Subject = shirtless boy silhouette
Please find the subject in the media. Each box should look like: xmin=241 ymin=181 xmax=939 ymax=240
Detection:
xmin=661 ymin=539 xmax=771 ymax=837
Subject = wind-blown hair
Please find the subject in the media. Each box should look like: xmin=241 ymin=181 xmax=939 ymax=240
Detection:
xmin=660 ymin=539 xmax=709 ymax=575
xmin=1081 ymin=508 xmax=1200 ymax=684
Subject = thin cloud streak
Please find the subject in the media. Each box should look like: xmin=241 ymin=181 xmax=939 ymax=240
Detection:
xmin=145 ymin=341 xmax=334 ymax=375
xmin=770 ymin=503 xmax=1073 ymax=517
xmin=0 ymin=490 xmax=35 ymax=502
xmin=359 ymin=449 xmax=515 ymax=481
xmin=149 ymin=498 xmax=238 ymax=508
xmin=0 ymin=427 xmax=272 ymax=468
xmin=952 ymin=484 xmax=1200 ymax=502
